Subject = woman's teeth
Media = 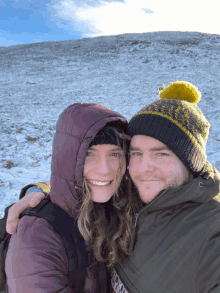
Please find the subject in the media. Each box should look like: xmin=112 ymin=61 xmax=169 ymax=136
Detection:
xmin=88 ymin=180 xmax=112 ymax=186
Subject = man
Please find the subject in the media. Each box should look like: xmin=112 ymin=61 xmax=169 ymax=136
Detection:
xmin=111 ymin=81 xmax=220 ymax=293
xmin=6 ymin=81 xmax=220 ymax=292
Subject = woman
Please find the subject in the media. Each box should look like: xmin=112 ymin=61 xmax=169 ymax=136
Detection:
xmin=5 ymin=103 xmax=141 ymax=292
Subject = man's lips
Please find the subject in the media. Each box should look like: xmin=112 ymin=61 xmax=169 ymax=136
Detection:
xmin=139 ymin=178 xmax=160 ymax=180
xmin=139 ymin=179 xmax=161 ymax=182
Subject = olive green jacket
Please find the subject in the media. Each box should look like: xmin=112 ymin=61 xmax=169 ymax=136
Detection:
xmin=112 ymin=162 xmax=220 ymax=293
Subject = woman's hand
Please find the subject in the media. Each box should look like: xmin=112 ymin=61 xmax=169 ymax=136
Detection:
xmin=6 ymin=192 xmax=46 ymax=234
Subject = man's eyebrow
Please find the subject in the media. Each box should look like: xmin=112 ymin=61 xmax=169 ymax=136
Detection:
xmin=130 ymin=146 xmax=170 ymax=151
xmin=130 ymin=146 xmax=141 ymax=151
xmin=149 ymin=146 xmax=170 ymax=151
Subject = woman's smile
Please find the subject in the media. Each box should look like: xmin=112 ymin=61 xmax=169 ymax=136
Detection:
xmin=87 ymin=180 xmax=113 ymax=186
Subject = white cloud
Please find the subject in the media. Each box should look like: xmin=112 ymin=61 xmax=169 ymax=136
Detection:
xmin=33 ymin=39 xmax=43 ymax=43
xmin=49 ymin=0 xmax=101 ymax=35
xmin=0 ymin=0 xmax=6 ymax=6
xmin=50 ymin=0 xmax=220 ymax=37
xmin=0 ymin=36 xmax=23 ymax=47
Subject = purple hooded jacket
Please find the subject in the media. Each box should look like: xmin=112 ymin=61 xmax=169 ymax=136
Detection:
xmin=5 ymin=103 xmax=127 ymax=292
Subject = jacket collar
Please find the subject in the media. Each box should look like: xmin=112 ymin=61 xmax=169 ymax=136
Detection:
xmin=128 ymin=163 xmax=220 ymax=255
xmin=139 ymin=165 xmax=220 ymax=215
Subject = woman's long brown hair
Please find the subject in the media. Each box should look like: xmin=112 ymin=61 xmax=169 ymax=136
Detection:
xmin=77 ymin=130 xmax=142 ymax=269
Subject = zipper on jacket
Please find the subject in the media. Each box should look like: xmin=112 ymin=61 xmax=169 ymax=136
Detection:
xmin=128 ymin=213 xmax=139 ymax=254
xmin=128 ymin=188 xmax=168 ymax=255
xmin=134 ymin=213 xmax=139 ymax=228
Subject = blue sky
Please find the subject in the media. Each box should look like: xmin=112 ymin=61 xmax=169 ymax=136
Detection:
xmin=1 ymin=0 xmax=220 ymax=47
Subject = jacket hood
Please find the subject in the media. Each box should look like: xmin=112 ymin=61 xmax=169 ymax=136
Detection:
xmin=48 ymin=103 xmax=127 ymax=219
xmin=141 ymin=160 xmax=220 ymax=213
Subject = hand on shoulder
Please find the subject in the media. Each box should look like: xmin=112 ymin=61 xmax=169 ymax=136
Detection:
xmin=6 ymin=191 xmax=46 ymax=234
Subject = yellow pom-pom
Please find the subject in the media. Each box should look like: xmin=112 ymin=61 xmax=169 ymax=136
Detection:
xmin=158 ymin=81 xmax=201 ymax=104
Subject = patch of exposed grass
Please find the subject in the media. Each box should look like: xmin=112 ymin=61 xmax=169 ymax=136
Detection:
xmin=3 ymin=160 xmax=14 ymax=169
xmin=27 ymin=136 xmax=37 ymax=142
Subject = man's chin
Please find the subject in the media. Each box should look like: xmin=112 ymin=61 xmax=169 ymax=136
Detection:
xmin=139 ymin=193 xmax=158 ymax=204
xmin=137 ymin=185 xmax=165 ymax=204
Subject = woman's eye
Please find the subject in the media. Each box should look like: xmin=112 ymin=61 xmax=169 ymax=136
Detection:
xmin=86 ymin=152 xmax=93 ymax=157
xmin=111 ymin=152 xmax=122 ymax=157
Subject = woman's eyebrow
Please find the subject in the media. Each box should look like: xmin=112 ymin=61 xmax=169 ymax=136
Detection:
xmin=88 ymin=147 xmax=97 ymax=151
xmin=88 ymin=147 xmax=122 ymax=151
xmin=110 ymin=147 xmax=123 ymax=151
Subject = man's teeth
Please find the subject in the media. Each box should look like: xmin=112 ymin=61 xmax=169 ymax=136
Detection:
xmin=89 ymin=180 xmax=112 ymax=186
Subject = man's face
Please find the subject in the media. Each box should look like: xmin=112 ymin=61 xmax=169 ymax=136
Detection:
xmin=129 ymin=135 xmax=190 ymax=204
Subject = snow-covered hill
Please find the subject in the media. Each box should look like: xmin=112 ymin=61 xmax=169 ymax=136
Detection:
xmin=1 ymin=31 xmax=220 ymax=218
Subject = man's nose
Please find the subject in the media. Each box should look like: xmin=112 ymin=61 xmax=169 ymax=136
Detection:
xmin=138 ymin=157 xmax=155 ymax=172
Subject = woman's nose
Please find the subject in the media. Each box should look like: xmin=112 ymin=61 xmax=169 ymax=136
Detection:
xmin=96 ymin=158 xmax=111 ymax=173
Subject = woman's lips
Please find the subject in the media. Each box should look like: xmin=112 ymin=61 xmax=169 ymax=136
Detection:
xmin=87 ymin=180 xmax=113 ymax=186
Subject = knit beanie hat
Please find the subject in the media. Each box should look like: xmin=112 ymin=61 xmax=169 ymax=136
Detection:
xmin=89 ymin=125 xmax=124 ymax=148
xmin=128 ymin=81 xmax=210 ymax=175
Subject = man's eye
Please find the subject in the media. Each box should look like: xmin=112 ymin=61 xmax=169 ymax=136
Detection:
xmin=157 ymin=153 xmax=169 ymax=156
xmin=130 ymin=152 xmax=142 ymax=156
xmin=86 ymin=152 xmax=93 ymax=157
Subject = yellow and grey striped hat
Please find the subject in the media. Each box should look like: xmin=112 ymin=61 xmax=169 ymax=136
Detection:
xmin=128 ymin=81 xmax=210 ymax=175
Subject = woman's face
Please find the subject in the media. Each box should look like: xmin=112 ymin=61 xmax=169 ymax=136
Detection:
xmin=84 ymin=144 xmax=126 ymax=203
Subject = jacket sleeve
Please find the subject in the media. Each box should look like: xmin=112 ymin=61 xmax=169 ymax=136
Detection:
xmin=197 ymin=222 xmax=220 ymax=293
xmin=5 ymin=215 xmax=73 ymax=293
xmin=19 ymin=181 xmax=51 ymax=199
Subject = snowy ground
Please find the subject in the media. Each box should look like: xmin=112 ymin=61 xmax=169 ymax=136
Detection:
xmin=0 ymin=31 xmax=220 ymax=218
